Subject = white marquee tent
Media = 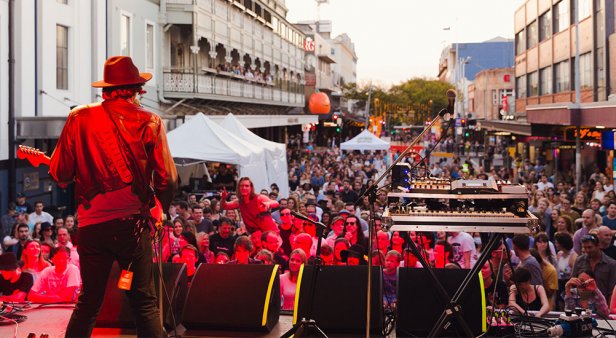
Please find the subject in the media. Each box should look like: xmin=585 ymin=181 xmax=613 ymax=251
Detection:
xmin=166 ymin=113 xmax=269 ymax=192
xmin=340 ymin=129 xmax=390 ymax=151
xmin=220 ymin=113 xmax=290 ymax=197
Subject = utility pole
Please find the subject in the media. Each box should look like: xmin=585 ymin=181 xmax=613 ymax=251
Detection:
xmin=574 ymin=8 xmax=581 ymax=191
xmin=364 ymin=85 xmax=372 ymax=130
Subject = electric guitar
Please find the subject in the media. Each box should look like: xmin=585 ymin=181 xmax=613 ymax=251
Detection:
xmin=17 ymin=145 xmax=164 ymax=230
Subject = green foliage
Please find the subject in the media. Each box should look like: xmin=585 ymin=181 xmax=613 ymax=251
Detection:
xmin=342 ymin=78 xmax=454 ymax=125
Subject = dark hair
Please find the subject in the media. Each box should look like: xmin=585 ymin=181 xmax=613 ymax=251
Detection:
xmin=178 ymin=201 xmax=189 ymax=210
xmin=219 ymin=217 xmax=233 ymax=227
xmin=320 ymin=244 xmax=333 ymax=256
xmin=17 ymin=223 xmax=29 ymax=231
xmin=191 ymin=205 xmax=203 ymax=212
xmin=51 ymin=245 xmax=71 ymax=258
xmin=512 ymin=235 xmax=530 ymax=251
xmin=180 ymin=231 xmax=200 ymax=254
xmin=512 ymin=267 xmax=531 ymax=283
xmin=101 ymin=85 xmax=144 ymax=100
xmin=529 ymin=248 xmax=544 ymax=265
xmin=554 ymin=232 xmax=573 ymax=251
xmin=234 ymin=235 xmax=253 ymax=252
xmin=236 ymin=177 xmax=256 ymax=203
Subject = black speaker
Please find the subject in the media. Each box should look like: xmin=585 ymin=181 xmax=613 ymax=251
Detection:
xmin=182 ymin=264 xmax=280 ymax=332
xmin=95 ymin=261 xmax=188 ymax=330
xmin=294 ymin=265 xmax=383 ymax=333
xmin=396 ymin=268 xmax=486 ymax=337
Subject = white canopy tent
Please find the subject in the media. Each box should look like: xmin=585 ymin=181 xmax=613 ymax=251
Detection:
xmin=340 ymin=129 xmax=390 ymax=151
xmin=166 ymin=113 xmax=269 ymax=192
xmin=220 ymin=113 xmax=290 ymax=197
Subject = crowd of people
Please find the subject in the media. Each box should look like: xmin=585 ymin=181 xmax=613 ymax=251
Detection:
xmin=4 ymin=138 xmax=616 ymax=322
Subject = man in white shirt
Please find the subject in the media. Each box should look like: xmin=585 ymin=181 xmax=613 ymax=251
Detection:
xmin=28 ymin=201 xmax=54 ymax=227
xmin=448 ymin=232 xmax=477 ymax=269
xmin=536 ymin=175 xmax=554 ymax=191
xmin=28 ymin=245 xmax=81 ymax=303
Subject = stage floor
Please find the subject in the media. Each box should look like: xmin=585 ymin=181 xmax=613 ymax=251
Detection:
xmin=0 ymin=304 xmax=369 ymax=338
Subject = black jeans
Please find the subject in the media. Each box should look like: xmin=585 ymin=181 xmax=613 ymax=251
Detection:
xmin=65 ymin=217 xmax=162 ymax=338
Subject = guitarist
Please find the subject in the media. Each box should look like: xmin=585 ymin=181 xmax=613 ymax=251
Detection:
xmin=48 ymin=56 xmax=177 ymax=338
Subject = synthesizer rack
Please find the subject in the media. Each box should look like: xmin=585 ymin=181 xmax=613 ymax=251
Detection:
xmin=386 ymin=178 xmax=539 ymax=234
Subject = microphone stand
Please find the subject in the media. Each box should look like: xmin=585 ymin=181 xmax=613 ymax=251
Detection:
xmin=354 ymin=93 xmax=454 ymax=337
xmin=281 ymin=211 xmax=328 ymax=338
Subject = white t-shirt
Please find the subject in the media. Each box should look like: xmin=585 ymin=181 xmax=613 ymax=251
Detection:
xmin=31 ymin=264 xmax=81 ymax=300
xmin=448 ymin=232 xmax=477 ymax=269
xmin=28 ymin=212 xmax=54 ymax=226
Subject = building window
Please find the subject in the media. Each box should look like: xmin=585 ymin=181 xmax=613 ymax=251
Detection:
xmin=579 ymin=52 xmax=592 ymax=88
xmin=527 ymin=71 xmax=538 ymax=96
xmin=56 ymin=25 xmax=68 ymax=90
xmin=121 ymin=14 xmax=131 ymax=56
xmin=539 ymin=10 xmax=551 ymax=42
xmin=554 ymin=0 xmax=569 ymax=34
xmin=575 ymin=0 xmax=592 ymax=21
xmin=244 ymin=0 xmax=253 ymax=11
xmin=515 ymin=30 xmax=525 ymax=55
xmin=527 ymin=20 xmax=538 ymax=49
xmin=554 ymin=60 xmax=570 ymax=92
xmin=146 ymin=23 xmax=154 ymax=69
xmin=516 ymin=75 xmax=527 ymax=99
xmin=540 ymin=66 xmax=552 ymax=95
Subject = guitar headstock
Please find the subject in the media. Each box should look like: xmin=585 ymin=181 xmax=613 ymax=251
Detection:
xmin=17 ymin=145 xmax=50 ymax=167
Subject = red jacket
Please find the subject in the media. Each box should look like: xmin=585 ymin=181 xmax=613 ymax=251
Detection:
xmin=49 ymin=100 xmax=177 ymax=211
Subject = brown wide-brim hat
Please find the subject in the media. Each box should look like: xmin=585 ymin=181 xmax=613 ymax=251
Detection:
xmin=92 ymin=56 xmax=152 ymax=88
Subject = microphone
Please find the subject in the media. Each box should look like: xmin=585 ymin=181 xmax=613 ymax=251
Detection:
xmin=446 ymin=89 xmax=456 ymax=115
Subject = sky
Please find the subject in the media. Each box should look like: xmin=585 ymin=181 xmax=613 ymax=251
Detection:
xmin=285 ymin=0 xmax=527 ymax=88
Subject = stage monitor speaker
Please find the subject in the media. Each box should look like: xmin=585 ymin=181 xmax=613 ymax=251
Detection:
xmin=396 ymin=267 xmax=486 ymax=337
xmin=182 ymin=264 xmax=280 ymax=332
xmin=95 ymin=261 xmax=188 ymax=330
xmin=294 ymin=265 xmax=383 ymax=334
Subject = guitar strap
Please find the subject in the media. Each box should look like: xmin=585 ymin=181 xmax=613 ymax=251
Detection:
xmin=97 ymin=104 xmax=134 ymax=184
xmin=100 ymin=103 xmax=154 ymax=211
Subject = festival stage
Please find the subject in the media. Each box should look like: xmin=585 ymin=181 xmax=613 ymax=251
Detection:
xmin=0 ymin=304 xmax=362 ymax=338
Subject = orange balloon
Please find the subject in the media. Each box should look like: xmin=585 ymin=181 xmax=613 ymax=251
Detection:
xmin=308 ymin=92 xmax=331 ymax=114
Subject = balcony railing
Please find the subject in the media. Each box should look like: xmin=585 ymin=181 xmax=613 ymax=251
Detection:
xmin=164 ymin=72 xmax=305 ymax=107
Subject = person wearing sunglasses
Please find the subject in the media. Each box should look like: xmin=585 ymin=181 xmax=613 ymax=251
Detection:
xmin=571 ymin=233 xmax=616 ymax=302
xmin=343 ymin=216 xmax=368 ymax=256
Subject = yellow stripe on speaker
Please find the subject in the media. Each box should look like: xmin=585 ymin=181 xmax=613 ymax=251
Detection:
xmin=478 ymin=270 xmax=486 ymax=332
xmin=262 ymin=264 xmax=279 ymax=327
xmin=292 ymin=263 xmax=306 ymax=325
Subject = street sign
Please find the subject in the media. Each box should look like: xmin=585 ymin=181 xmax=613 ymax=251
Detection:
xmin=455 ymin=118 xmax=461 ymax=127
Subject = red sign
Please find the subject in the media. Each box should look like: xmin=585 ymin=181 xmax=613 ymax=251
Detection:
xmin=502 ymin=95 xmax=508 ymax=111
xmin=303 ymin=36 xmax=315 ymax=52
xmin=503 ymin=74 xmax=511 ymax=82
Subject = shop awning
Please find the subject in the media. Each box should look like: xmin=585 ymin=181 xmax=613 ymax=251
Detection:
xmin=480 ymin=120 xmax=532 ymax=136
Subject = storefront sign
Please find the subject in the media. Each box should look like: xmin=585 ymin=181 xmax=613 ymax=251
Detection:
xmin=602 ymin=131 xmax=616 ymax=150
xmin=564 ymin=128 xmax=601 ymax=142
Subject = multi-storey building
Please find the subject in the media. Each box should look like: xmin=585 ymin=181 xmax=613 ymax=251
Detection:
xmin=0 ymin=0 xmax=321 ymax=213
xmin=438 ymin=38 xmax=514 ymax=118
xmin=515 ymin=0 xmax=616 ymax=174
xmin=161 ymin=0 xmax=314 ymax=137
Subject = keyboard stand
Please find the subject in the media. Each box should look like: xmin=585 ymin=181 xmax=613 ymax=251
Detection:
xmin=405 ymin=231 xmax=506 ymax=337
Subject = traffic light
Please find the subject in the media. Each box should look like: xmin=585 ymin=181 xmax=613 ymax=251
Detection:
xmin=461 ymin=118 xmax=466 ymax=127
xmin=333 ymin=114 xmax=338 ymax=121
xmin=336 ymin=127 xmax=341 ymax=133
xmin=464 ymin=131 xmax=470 ymax=138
